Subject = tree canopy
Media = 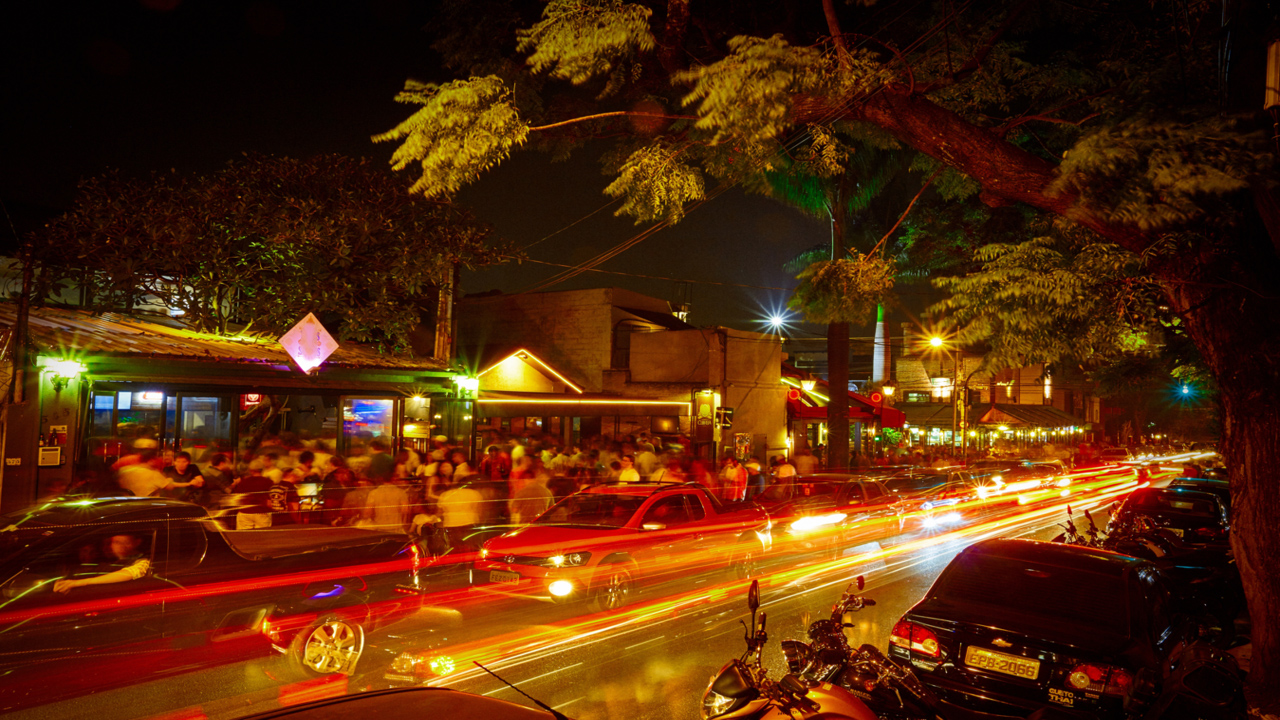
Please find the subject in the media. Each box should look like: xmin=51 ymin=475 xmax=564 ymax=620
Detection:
xmin=377 ymin=0 xmax=1280 ymax=700
xmin=28 ymin=154 xmax=511 ymax=351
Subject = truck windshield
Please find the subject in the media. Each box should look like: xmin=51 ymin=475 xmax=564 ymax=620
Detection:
xmin=535 ymin=494 xmax=646 ymax=527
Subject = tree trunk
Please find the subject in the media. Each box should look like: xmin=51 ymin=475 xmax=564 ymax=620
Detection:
xmin=1156 ymin=214 xmax=1280 ymax=705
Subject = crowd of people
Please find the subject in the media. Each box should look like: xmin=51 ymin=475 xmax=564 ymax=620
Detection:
xmin=47 ymin=427 xmax=1125 ymax=544
xmin=51 ymin=431 xmax=826 ymax=540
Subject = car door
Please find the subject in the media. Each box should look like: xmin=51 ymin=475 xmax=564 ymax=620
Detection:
xmin=636 ymin=493 xmax=704 ymax=580
xmin=0 ymin=522 xmax=173 ymax=699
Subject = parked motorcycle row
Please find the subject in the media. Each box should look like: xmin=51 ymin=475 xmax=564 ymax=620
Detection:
xmin=699 ymin=479 xmax=1247 ymax=720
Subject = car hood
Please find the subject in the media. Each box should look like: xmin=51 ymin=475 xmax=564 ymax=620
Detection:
xmin=482 ymin=524 xmax=633 ymax=555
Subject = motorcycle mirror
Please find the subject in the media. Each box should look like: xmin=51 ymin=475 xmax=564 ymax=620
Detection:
xmin=856 ymin=575 xmax=865 ymax=591
xmin=1066 ymin=504 xmax=1073 ymax=517
xmin=747 ymin=579 xmax=760 ymax=613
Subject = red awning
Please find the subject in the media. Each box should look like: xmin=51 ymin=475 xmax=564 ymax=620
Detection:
xmin=786 ymin=395 xmax=905 ymax=428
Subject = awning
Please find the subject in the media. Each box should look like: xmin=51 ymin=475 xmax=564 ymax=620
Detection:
xmin=476 ymin=392 xmax=691 ymax=418
xmin=897 ymin=403 xmax=963 ymax=430
xmin=978 ymin=404 xmax=1083 ymax=428
xmin=785 ymin=395 xmax=905 ymax=428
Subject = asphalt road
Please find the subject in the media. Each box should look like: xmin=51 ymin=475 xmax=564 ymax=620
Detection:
xmin=6 ymin=486 xmax=1131 ymax=720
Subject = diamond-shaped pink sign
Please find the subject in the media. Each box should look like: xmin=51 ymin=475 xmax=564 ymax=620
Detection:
xmin=279 ymin=313 xmax=339 ymax=373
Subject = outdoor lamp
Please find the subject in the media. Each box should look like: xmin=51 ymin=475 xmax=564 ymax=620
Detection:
xmin=882 ymin=383 xmax=895 ymax=397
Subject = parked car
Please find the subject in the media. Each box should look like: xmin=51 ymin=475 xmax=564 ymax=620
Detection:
xmin=1107 ymin=487 xmax=1231 ymax=547
xmin=0 ymin=497 xmax=427 ymax=711
xmin=471 ymin=482 xmax=769 ymax=611
xmin=1167 ymin=477 xmax=1231 ymax=516
xmin=888 ymin=538 xmax=1200 ymax=718
xmin=753 ymin=474 xmax=904 ymax=559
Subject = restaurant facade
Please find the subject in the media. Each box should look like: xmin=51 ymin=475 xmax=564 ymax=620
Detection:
xmin=0 ymin=303 xmax=468 ymax=512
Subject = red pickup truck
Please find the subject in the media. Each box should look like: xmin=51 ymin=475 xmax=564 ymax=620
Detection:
xmin=472 ymin=481 xmax=771 ymax=611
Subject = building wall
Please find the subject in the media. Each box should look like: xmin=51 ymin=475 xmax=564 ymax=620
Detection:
xmin=630 ymin=329 xmax=711 ymax=384
xmin=458 ymin=289 xmax=615 ymax=392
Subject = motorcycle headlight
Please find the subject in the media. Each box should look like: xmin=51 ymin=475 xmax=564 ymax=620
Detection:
xmin=701 ymin=690 xmax=736 ymax=719
xmin=545 ymin=552 xmax=591 ymax=567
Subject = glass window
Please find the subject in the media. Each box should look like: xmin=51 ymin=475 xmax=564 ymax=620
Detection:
xmin=842 ymin=483 xmax=867 ymax=505
xmin=642 ymin=495 xmax=692 ymax=527
xmin=341 ymin=398 xmax=396 ymax=455
xmin=684 ymin=494 xmax=706 ymax=522
xmin=89 ymin=392 xmax=115 ymax=437
xmin=178 ymin=396 xmax=234 ymax=461
xmin=116 ymin=391 xmax=164 ymax=439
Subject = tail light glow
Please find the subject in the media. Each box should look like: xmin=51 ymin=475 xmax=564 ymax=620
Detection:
xmin=1066 ymin=663 xmax=1134 ymax=695
xmin=890 ymin=619 xmax=940 ymax=658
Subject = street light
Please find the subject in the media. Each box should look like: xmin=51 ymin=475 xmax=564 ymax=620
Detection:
xmin=928 ymin=336 xmax=961 ymax=455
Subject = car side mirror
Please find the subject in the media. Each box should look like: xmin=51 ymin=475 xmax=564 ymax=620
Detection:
xmin=641 ymin=522 xmax=666 ymax=531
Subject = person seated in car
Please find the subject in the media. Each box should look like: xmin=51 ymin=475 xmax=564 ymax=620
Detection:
xmin=53 ymin=532 xmax=150 ymax=593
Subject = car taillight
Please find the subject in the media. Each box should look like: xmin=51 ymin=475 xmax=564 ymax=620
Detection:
xmin=889 ymin=620 xmax=940 ymax=658
xmin=1066 ymin=663 xmax=1134 ymax=695
xmin=1196 ymin=527 xmax=1227 ymax=538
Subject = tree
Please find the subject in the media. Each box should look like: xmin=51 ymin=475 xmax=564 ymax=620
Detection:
xmin=378 ymin=0 xmax=1280 ymax=702
xmin=29 ymin=154 xmax=511 ymax=351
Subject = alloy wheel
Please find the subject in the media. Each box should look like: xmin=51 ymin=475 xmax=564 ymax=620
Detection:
xmin=301 ymin=619 xmax=363 ymax=674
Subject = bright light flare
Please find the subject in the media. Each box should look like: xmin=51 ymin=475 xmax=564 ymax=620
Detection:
xmin=788 ymin=513 xmax=847 ymax=533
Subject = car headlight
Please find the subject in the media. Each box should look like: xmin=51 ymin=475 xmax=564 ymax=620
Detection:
xmin=545 ymin=552 xmax=591 ymax=567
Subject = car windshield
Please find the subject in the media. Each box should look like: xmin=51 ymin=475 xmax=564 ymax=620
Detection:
xmin=534 ymin=493 xmax=646 ymax=527
xmin=934 ymin=553 xmax=1130 ymax=636
xmin=1127 ymin=491 xmax=1220 ymax=517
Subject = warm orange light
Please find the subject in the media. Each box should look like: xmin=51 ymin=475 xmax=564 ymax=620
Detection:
xmin=477 ymin=348 xmax=583 ymax=393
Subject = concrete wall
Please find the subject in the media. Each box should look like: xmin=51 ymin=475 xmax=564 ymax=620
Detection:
xmin=630 ymin=329 xmax=711 ymax=384
xmin=458 ymin=288 xmax=615 ymax=392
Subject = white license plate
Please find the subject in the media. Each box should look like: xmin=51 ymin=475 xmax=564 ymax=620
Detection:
xmin=965 ymin=646 xmax=1040 ymax=680
xmin=490 ymin=570 xmax=520 ymax=584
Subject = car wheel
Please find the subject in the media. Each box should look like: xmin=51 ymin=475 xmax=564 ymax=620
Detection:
xmin=289 ymin=617 xmax=365 ymax=676
xmin=588 ymin=563 xmax=634 ymax=612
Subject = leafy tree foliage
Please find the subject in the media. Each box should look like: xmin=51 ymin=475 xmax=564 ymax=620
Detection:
xmin=378 ymin=0 xmax=1280 ymax=699
xmin=30 ymin=154 xmax=510 ymax=350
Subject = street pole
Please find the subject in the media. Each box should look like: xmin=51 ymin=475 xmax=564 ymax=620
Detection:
xmin=951 ymin=351 xmax=959 ymax=456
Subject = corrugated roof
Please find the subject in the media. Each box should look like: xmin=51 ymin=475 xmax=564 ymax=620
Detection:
xmin=0 ymin=303 xmax=447 ymax=371
xmin=978 ymin=403 xmax=1082 ymax=427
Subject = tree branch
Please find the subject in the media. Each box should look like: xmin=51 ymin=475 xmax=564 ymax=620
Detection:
xmin=822 ymin=0 xmax=851 ymax=67
xmin=528 ymin=111 xmax=697 ymax=132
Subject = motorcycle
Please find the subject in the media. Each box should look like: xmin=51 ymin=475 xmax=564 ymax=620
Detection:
xmin=781 ymin=576 xmax=942 ymax=720
xmin=701 ymin=579 xmax=879 ymax=720
xmin=1051 ymin=506 xmax=1104 ymax=548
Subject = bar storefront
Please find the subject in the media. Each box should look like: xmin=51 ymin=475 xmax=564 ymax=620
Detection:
xmin=0 ymin=305 xmax=470 ymax=512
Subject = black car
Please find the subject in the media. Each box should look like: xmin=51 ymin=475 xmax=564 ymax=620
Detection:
xmin=1167 ymin=477 xmax=1231 ymax=516
xmin=0 ymin=497 xmax=432 ymax=711
xmin=755 ymin=474 xmax=904 ymax=559
xmin=1107 ymin=487 xmax=1230 ymax=547
xmin=889 ymin=538 xmax=1195 ymax=718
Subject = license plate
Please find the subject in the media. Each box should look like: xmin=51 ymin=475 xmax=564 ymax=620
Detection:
xmin=490 ymin=570 xmax=520 ymax=584
xmin=965 ymin=646 xmax=1040 ymax=680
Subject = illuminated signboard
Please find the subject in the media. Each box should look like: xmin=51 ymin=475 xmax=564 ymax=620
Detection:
xmin=279 ymin=313 xmax=339 ymax=373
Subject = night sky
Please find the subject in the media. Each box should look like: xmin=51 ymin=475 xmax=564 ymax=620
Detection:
xmin=1 ymin=0 xmax=890 ymax=337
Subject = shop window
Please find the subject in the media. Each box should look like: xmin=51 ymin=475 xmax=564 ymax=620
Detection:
xmin=341 ymin=397 xmax=396 ymax=455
